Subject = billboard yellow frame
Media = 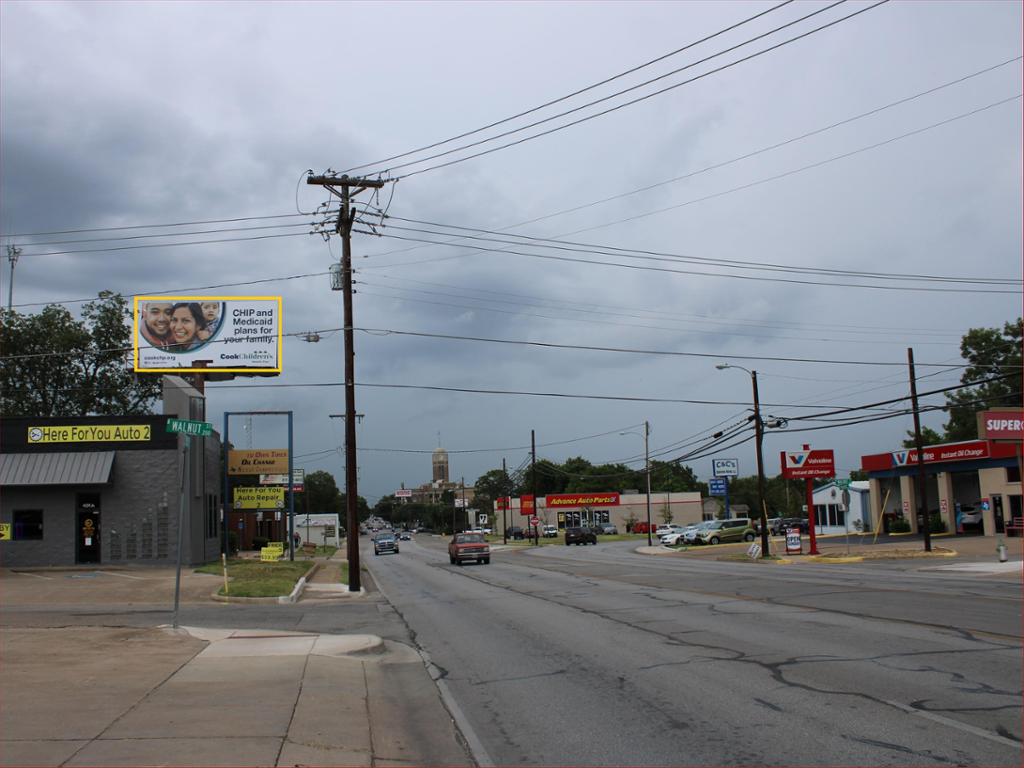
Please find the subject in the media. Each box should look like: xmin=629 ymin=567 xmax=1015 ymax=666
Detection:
xmin=132 ymin=295 xmax=283 ymax=373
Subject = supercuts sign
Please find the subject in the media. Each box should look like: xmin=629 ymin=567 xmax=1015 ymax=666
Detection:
xmin=545 ymin=493 xmax=621 ymax=507
xmin=780 ymin=449 xmax=835 ymax=479
xmin=978 ymin=410 xmax=1024 ymax=441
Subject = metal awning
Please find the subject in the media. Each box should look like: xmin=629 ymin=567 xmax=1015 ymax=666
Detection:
xmin=0 ymin=451 xmax=115 ymax=486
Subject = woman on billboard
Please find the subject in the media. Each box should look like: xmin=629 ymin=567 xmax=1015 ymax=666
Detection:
xmin=167 ymin=302 xmax=209 ymax=352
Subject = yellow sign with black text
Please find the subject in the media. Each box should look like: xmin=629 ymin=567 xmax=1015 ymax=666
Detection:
xmin=27 ymin=425 xmax=152 ymax=444
xmin=233 ymin=486 xmax=286 ymax=509
xmin=0 ymin=524 xmax=11 ymax=541
xmin=228 ymin=449 xmax=290 ymax=475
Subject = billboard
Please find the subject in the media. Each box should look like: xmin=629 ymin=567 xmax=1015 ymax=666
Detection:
xmin=133 ymin=296 xmax=282 ymax=373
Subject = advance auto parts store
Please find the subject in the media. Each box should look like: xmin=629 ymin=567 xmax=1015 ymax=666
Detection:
xmin=0 ymin=414 xmax=222 ymax=567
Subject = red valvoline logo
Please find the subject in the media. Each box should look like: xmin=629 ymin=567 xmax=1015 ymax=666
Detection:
xmin=892 ymin=451 xmax=911 ymax=466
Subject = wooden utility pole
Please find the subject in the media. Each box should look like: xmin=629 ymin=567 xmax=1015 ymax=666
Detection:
xmin=306 ymin=173 xmax=386 ymax=592
xmin=908 ymin=347 xmax=932 ymax=552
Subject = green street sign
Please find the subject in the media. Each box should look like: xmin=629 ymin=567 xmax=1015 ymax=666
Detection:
xmin=835 ymin=478 xmax=852 ymax=490
xmin=166 ymin=418 xmax=213 ymax=437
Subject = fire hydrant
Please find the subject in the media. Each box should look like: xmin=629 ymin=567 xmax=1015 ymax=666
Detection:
xmin=996 ymin=536 xmax=1007 ymax=563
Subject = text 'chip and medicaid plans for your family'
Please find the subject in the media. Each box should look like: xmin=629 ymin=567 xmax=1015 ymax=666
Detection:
xmin=133 ymin=296 xmax=282 ymax=373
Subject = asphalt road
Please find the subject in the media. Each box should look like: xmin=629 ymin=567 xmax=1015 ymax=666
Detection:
xmin=367 ymin=535 xmax=1022 ymax=766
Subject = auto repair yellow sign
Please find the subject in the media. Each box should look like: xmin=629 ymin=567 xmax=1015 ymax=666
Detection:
xmin=233 ymin=486 xmax=285 ymax=509
xmin=27 ymin=425 xmax=152 ymax=443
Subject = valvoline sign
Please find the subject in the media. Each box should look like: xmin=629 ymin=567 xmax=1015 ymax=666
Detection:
xmin=780 ymin=449 xmax=835 ymax=479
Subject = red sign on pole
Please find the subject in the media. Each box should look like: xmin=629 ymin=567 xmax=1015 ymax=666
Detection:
xmin=520 ymin=495 xmax=535 ymax=516
xmin=780 ymin=449 xmax=835 ymax=479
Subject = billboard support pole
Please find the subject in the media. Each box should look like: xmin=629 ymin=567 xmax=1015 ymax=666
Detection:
xmin=222 ymin=412 xmax=229 ymax=558
xmin=287 ymin=411 xmax=295 ymax=561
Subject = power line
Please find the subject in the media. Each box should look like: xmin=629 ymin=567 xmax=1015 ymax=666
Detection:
xmin=341 ymin=1 xmax=796 ymax=174
xmin=361 ymin=271 xmax=967 ymax=338
xmin=379 ymin=218 xmax=1017 ymax=286
xmin=366 ymin=227 xmax=1021 ymax=294
xmin=379 ymin=1 xmax=889 ymax=178
xmin=353 ymin=327 xmax=971 ymax=368
xmin=356 ymin=286 xmax=961 ymax=347
xmin=2 ymin=212 xmax=313 ymax=239
xmin=10 ymin=230 xmax=310 ymax=259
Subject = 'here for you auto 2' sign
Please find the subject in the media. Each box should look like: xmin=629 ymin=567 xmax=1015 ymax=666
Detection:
xmin=133 ymin=296 xmax=282 ymax=373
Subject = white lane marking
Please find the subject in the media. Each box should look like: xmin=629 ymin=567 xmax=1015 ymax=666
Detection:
xmin=371 ymin=561 xmax=496 ymax=767
xmin=884 ymin=699 xmax=1021 ymax=749
xmin=96 ymin=570 xmax=147 ymax=580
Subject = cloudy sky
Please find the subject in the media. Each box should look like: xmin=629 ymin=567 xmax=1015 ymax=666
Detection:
xmin=2 ymin=1 xmax=1021 ymax=505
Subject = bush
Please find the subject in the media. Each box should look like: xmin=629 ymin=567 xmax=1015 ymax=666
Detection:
xmin=252 ymin=535 xmax=269 ymax=550
xmin=889 ymin=517 xmax=911 ymax=533
xmin=929 ymin=515 xmax=947 ymax=534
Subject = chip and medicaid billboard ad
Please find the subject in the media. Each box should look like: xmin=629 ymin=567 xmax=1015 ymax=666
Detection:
xmin=133 ymin=296 xmax=282 ymax=373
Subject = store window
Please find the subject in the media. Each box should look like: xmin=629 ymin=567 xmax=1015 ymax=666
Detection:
xmin=13 ymin=510 xmax=43 ymax=540
xmin=1008 ymin=465 xmax=1021 ymax=483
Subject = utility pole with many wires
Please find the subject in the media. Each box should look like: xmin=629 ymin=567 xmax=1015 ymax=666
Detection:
xmin=306 ymin=173 xmax=387 ymax=592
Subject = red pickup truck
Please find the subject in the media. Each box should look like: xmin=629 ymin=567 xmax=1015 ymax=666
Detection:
xmin=448 ymin=532 xmax=490 ymax=565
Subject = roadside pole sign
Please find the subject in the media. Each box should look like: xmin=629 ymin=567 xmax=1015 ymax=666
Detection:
xmin=780 ymin=448 xmax=835 ymax=479
xmin=712 ymin=458 xmax=739 ymax=477
xmin=835 ymin=478 xmax=851 ymax=490
xmin=709 ymin=478 xmax=728 ymax=496
xmin=529 ymin=516 xmax=540 ymax=527
xmin=166 ymin=418 xmax=213 ymax=437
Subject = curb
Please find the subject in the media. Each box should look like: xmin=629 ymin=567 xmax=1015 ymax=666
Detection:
xmin=209 ymin=561 xmax=320 ymax=604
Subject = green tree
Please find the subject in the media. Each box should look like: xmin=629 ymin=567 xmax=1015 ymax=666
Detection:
xmin=518 ymin=459 xmax=568 ymax=496
xmin=1 ymin=292 xmax=160 ymax=416
xmin=902 ymin=426 xmax=944 ymax=449
xmin=942 ymin=318 xmax=1022 ymax=441
xmin=305 ymin=470 xmax=342 ymax=514
xmin=473 ymin=468 xmax=512 ymax=518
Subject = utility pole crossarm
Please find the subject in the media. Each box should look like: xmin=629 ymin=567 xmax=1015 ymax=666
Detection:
xmin=306 ymin=175 xmax=387 ymax=189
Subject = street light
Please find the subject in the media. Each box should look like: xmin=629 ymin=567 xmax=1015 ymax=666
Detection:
xmin=715 ymin=364 xmax=770 ymax=559
xmin=621 ymin=421 xmax=652 ymax=547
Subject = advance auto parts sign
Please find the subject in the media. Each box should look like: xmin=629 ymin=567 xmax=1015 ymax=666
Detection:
xmin=133 ymin=296 xmax=282 ymax=373
xmin=28 ymin=424 xmax=152 ymax=443
xmin=228 ymin=449 xmax=290 ymax=475
xmin=546 ymin=493 xmax=621 ymax=507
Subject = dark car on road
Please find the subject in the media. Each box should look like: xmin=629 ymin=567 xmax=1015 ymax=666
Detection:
xmin=565 ymin=526 xmax=597 ymax=545
xmin=373 ymin=533 xmax=399 ymax=555
xmin=778 ymin=517 xmax=810 ymax=534
xmin=506 ymin=526 xmax=525 ymax=540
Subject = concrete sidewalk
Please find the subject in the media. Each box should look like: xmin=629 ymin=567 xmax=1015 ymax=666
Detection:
xmin=0 ymin=624 xmax=472 ymax=767
xmin=638 ymin=532 xmax=1024 ymax=577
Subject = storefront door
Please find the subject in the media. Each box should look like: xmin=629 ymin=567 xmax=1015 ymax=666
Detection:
xmin=76 ymin=494 xmax=101 ymax=564
xmin=992 ymin=495 xmax=1005 ymax=534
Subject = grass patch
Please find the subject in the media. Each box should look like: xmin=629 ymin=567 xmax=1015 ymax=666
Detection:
xmin=814 ymin=547 xmax=955 ymax=560
xmin=195 ymin=559 xmax=313 ymax=597
xmin=716 ymin=552 xmax=787 ymax=563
